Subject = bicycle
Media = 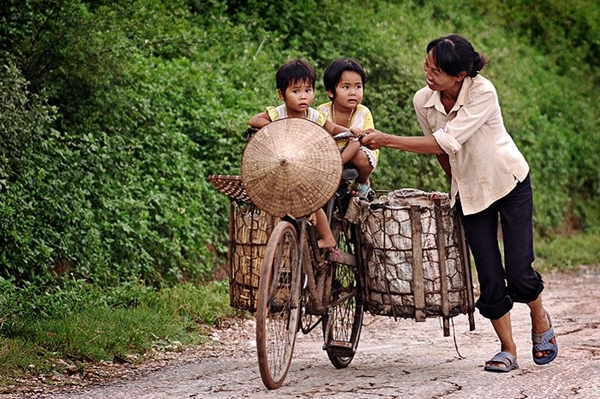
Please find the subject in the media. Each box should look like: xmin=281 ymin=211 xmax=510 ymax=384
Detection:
xmin=254 ymin=132 xmax=365 ymax=389
xmin=232 ymin=121 xmax=474 ymax=389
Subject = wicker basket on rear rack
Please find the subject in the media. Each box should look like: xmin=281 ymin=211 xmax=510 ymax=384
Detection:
xmin=346 ymin=188 xmax=476 ymax=336
xmin=207 ymin=175 xmax=279 ymax=312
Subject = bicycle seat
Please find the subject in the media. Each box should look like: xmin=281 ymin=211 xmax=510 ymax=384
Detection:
xmin=342 ymin=167 xmax=359 ymax=181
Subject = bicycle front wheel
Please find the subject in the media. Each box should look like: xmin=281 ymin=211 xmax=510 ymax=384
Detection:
xmin=256 ymin=221 xmax=302 ymax=389
xmin=323 ymin=219 xmax=363 ymax=369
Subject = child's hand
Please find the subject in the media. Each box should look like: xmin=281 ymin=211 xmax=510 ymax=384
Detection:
xmin=350 ymin=127 xmax=363 ymax=137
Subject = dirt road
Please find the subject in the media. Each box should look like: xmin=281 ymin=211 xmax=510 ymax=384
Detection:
xmin=8 ymin=267 xmax=600 ymax=399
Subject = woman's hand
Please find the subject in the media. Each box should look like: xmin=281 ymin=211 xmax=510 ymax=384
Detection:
xmin=359 ymin=129 xmax=388 ymax=150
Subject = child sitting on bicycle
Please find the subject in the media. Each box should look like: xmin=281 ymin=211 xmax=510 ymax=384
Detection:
xmin=318 ymin=57 xmax=378 ymax=199
xmin=249 ymin=59 xmax=354 ymax=249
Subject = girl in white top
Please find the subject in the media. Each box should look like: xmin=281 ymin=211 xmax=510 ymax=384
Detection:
xmin=318 ymin=58 xmax=378 ymax=198
xmin=361 ymin=34 xmax=557 ymax=373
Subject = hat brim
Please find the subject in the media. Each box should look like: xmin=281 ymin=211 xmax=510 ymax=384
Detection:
xmin=241 ymin=118 xmax=342 ymax=218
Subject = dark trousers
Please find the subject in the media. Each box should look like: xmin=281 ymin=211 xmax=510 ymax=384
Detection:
xmin=457 ymin=174 xmax=544 ymax=320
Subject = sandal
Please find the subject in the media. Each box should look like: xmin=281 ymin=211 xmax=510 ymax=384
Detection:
xmin=351 ymin=183 xmax=373 ymax=199
xmin=532 ymin=312 xmax=558 ymax=365
xmin=484 ymin=351 xmax=519 ymax=373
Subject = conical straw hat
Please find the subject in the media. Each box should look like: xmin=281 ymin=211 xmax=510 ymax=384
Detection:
xmin=241 ymin=118 xmax=342 ymax=218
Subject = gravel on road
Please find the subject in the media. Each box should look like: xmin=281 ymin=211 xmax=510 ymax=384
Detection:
xmin=3 ymin=267 xmax=599 ymax=399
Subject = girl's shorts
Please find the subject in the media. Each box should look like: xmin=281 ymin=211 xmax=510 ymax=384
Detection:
xmin=360 ymin=146 xmax=378 ymax=170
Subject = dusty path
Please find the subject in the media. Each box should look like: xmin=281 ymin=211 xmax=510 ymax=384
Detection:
xmin=7 ymin=268 xmax=600 ymax=399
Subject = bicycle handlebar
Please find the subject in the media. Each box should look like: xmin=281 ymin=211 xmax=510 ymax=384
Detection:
xmin=332 ymin=131 xmax=354 ymax=141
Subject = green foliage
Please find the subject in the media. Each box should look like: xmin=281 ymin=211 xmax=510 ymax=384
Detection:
xmin=0 ymin=0 xmax=599 ymax=387
xmin=0 ymin=276 xmax=234 ymax=379
xmin=535 ymin=234 xmax=600 ymax=272
xmin=470 ymin=0 xmax=600 ymax=76
xmin=1 ymin=0 xmax=599 ymax=285
xmin=0 ymin=59 xmax=67 ymax=280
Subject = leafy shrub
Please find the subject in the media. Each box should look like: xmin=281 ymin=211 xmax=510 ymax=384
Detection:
xmin=0 ymin=0 xmax=598 ymax=289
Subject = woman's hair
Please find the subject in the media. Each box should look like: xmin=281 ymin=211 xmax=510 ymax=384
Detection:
xmin=275 ymin=59 xmax=317 ymax=92
xmin=323 ymin=57 xmax=366 ymax=100
xmin=426 ymin=34 xmax=489 ymax=77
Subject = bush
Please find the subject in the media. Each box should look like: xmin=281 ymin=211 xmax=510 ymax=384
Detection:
xmin=0 ymin=0 xmax=598 ymax=287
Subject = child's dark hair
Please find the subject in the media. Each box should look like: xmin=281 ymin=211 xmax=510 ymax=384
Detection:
xmin=323 ymin=57 xmax=367 ymax=100
xmin=275 ymin=59 xmax=317 ymax=93
xmin=426 ymin=34 xmax=489 ymax=77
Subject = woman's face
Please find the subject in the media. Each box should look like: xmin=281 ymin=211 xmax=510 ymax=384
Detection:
xmin=423 ymin=51 xmax=462 ymax=92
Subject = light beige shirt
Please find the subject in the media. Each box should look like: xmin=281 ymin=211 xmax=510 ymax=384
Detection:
xmin=413 ymin=75 xmax=529 ymax=215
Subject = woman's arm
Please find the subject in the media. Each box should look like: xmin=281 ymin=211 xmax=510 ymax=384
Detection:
xmin=360 ymin=129 xmax=445 ymax=155
xmin=436 ymin=153 xmax=452 ymax=178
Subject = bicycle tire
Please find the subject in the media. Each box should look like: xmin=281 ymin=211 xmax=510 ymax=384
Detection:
xmin=256 ymin=221 xmax=302 ymax=389
xmin=323 ymin=217 xmax=364 ymax=369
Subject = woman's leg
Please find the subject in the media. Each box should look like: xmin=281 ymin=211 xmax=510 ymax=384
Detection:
xmin=498 ymin=176 xmax=555 ymax=363
xmin=489 ymin=313 xmax=518 ymax=367
xmin=527 ymin=295 xmax=556 ymax=360
xmin=458 ymin=201 xmax=517 ymax=368
xmin=498 ymin=175 xmax=542 ymax=303
xmin=458 ymin=201 xmax=512 ymax=319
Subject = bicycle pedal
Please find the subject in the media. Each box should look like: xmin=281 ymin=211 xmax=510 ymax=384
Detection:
xmin=325 ymin=341 xmax=355 ymax=356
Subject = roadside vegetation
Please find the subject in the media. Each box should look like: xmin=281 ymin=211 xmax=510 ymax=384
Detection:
xmin=1 ymin=0 xmax=598 ymax=388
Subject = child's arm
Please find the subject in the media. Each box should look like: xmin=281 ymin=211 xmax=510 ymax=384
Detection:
xmin=323 ymin=119 xmax=351 ymax=135
xmin=341 ymin=139 xmax=361 ymax=164
xmin=249 ymin=112 xmax=272 ymax=128
xmin=350 ymin=126 xmax=364 ymax=137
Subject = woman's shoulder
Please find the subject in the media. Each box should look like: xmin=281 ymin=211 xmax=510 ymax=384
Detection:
xmin=413 ymin=85 xmax=435 ymax=106
xmin=469 ymin=75 xmax=497 ymax=95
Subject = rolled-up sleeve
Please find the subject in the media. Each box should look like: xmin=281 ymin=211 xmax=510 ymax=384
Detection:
xmin=432 ymin=130 xmax=462 ymax=154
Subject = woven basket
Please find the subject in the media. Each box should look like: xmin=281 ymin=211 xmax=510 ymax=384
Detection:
xmin=208 ymin=175 xmax=278 ymax=312
xmin=207 ymin=175 xmax=252 ymax=203
xmin=227 ymin=201 xmax=279 ymax=312
xmin=347 ymin=189 xmax=475 ymax=335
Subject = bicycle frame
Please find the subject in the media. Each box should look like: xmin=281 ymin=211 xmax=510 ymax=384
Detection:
xmin=281 ymin=216 xmax=331 ymax=318
xmin=289 ymin=178 xmax=359 ymax=320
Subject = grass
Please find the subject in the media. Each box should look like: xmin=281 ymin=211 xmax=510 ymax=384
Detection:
xmin=0 ymin=234 xmax=597 ymax=389
xmin=534 ymin=233 xmax=600 ymax=273
xmin=0 ymin=278 xmax=237 ymax=387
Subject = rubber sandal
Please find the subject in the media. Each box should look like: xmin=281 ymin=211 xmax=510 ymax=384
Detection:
xmin=351 ymin=183 xmax=373 ymax=199
xmin=484 ymin=351 xmax=519 ymax=373
xmin=532 ymin=312 xmax=558 ymax=365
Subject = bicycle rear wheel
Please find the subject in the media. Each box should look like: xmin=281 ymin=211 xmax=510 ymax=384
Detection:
xmin=323 ymin=219 xmax=363 ymax=369
xmin=256 ymin=221 xmax=302 ymax=389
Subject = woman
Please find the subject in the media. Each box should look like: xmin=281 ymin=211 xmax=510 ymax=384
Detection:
xmin=360 ymin=34 xmax=558 ymax=372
